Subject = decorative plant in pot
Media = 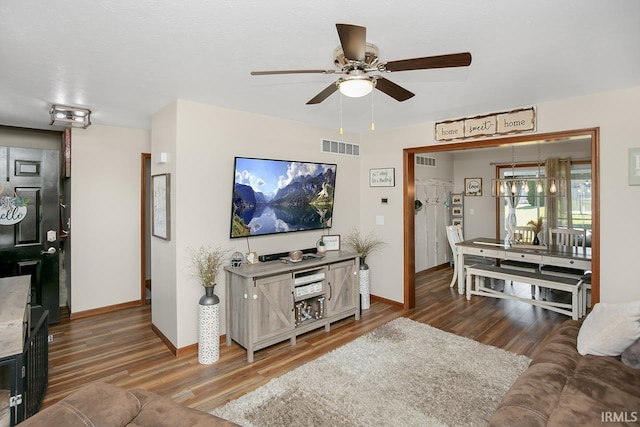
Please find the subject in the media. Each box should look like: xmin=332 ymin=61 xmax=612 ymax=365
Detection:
xmin=316 ymin=238 xmax=327 ymax=254
xmin=527 ymin=217 xmax=544 ymax=245
xmin=188 ymin=244 xmax=231 ymax=364
xmin=343 ymin=228 xmax=386 ymax=310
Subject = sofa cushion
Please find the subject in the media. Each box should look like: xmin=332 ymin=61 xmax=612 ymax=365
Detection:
xmin=19 ymin=382 xmax=142 ymax=427
xmin=622 ymin=337 xmax=640 ymax=369
xmin=490 ymin=319 xmax=640 ymax=426
xmin=577 ymin=300 xmax=640 ymax=356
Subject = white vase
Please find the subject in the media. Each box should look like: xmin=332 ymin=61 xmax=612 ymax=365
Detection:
xmin=359 ymin=258 xmax=370 ymax=310
xmin=198 ymin=286 xmax=220 ymax=364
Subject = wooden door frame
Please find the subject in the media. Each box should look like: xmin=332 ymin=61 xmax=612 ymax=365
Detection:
xmin=403 ymin=128 xmax=600 ymax=309
xmin=140 ymin=153 xmax=151 ymax=304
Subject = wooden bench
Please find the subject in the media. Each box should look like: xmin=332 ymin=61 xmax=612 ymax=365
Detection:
xmin=465 ymin=264 xmax=586 ymax=320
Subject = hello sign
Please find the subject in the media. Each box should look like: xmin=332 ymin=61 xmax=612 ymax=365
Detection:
xmin=0 ymin=196 xmax=27 ymax=225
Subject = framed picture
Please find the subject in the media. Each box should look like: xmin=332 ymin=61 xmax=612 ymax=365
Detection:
xmin=452 ymin=218 xmax=463 ymax=227
xmin=245 ymin=251 xmax=258 ymax=264
xmin=152 ymin=173 xmax=170 ymax=240
xmin=630 ymin=147 xmax=640 ymax=185
xmin=451 ymin=194 xmax=463 ymax=205
xmin=369 ymin=168 xmax=395 ymax=187
xmin=464 ymin=177 xmax=483 ymax=196
xmin=452 ymin=206 xmax=463 ymax=216
xmin=322 ymin=234 xmax=341 ymax=251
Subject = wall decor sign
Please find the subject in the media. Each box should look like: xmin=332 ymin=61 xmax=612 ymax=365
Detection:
xmin=152 ymin=173 xmax=170 ymax=240
xmin=369 ymin=168 xmax=395 ymax=187
xmin=0 ymin=195 xmax=27 ymax=225
xmin=435 ymin=107 xmax=536 ymax=142
xmin=322 ymin=234 xmax=341 ymax=251
xmin=630 ymin=147 xmax=640 ymax=185
xmin=464 ymin=177 xmax=483 ymax=196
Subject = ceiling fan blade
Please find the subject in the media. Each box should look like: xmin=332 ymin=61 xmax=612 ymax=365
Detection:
xmin=375 ymin=77 xmax=415 ymax=102
xmin=306 ymin=82 xmax=339 ymax=105
xmin=336 ymin=23 xmax=366 ymax=61
xmin=384 ymin=52 xmax=472 ymax=72
xmin=251 ymin=69 xmax=336 ymax=76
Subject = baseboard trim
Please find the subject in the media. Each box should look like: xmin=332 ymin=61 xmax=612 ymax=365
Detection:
xmin=416 ymin=262 xmax=451 ymax=277
xmin=69 ymin=300 xmax=142 ymax=320
xmin=370 ymin=294 xmax=403 ymax=309
xmin=151 ymin=323 xmax=227 ymax=357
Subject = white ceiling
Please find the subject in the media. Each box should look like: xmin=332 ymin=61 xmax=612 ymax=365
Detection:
xmin=1 ymin=1 xmax=639 ymax=133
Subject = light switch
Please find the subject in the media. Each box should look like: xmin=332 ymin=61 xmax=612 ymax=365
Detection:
xmin=470 ymin=208 xmax=475 ymax=215
xmin=376 ymin=215 xmax=385 ymax=225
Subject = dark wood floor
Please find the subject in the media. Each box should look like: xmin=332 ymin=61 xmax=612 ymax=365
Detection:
xmin=42 ymin=266 xmax=569 ymax=414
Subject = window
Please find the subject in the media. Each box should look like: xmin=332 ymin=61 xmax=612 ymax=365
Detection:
xmin=498 ymin=162 xmax=591 ymax=245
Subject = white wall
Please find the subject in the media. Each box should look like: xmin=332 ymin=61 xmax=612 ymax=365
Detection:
xmin=152 ymin=100 xmax=361 ymax=348
xmin=71 ymin=125 xmax=150 ymax=313
xmin=150 ymin=102 xmax=178 ymax=344
xmin=362 ymin=86 xmax=640 ymax=304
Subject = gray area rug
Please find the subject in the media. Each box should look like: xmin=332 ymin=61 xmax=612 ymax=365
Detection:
xmin=212 ymin=317 xmax=530 ymax=427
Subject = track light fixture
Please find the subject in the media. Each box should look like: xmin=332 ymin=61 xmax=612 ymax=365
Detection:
xmin=50 ymin=104 xmax=91 ymax=129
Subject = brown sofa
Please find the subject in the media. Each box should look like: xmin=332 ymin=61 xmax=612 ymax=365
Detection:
xmin=19 ymin=382 xmax=237 ymax=426
xmin=490 ymin=320 xmax=640 ymax=426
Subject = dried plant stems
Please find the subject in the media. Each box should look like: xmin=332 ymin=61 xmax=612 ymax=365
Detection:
xmin=343 ymin=228 xmax=386 ymax=259
xmin=188 ymin=245 xmax=230 ymax=288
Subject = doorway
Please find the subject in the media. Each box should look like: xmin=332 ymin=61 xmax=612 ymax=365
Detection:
xmin=0 ymin=145 xmax=61 ymax=323
xmin=403 ymin=128 xmax=600 ymax=309
xmin=140 ymin=153 xmax=151 ymax=304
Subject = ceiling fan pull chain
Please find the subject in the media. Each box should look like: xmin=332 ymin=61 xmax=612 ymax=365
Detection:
xmin=339 ymin=93 xmax=344 ymax=135
xmin=371 ymin=90 xmax=375 ymax=131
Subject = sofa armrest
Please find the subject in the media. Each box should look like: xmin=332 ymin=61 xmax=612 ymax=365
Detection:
xmin=19 ymin=382 xmax=142 ymax=427
xmin=129 ymin=389 xmax=237 ymax=426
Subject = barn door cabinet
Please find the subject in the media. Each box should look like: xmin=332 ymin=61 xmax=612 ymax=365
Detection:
xmin=224 ymin=252 xmax=360 ymax=362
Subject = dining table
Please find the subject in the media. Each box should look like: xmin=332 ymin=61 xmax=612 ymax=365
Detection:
xmin=455 ymin=237 xmax=592 ymax=295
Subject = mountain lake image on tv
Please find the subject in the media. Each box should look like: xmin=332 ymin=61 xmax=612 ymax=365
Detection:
xmin=231 ymin=157 xmax=337 ymax=238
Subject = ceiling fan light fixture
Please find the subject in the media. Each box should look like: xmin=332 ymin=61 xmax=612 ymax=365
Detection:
xmin=338 ymin=78 xmax=373 ymax=98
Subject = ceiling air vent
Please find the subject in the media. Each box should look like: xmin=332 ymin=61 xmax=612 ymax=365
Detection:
xmin=416 ymin=155 xmax=436 ymax=167
xmin=321 ymin=139 xmax=360 ymax=157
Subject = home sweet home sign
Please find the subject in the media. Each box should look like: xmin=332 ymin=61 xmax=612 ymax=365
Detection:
xmin=435 ymin=107 xmax=536 ymax=142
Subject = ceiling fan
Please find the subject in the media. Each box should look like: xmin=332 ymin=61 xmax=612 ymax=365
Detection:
xmin=251 ymin=23 xmax=472 ymax=105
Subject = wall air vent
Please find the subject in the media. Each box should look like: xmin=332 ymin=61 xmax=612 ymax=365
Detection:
xmin=416 ymin=155 xmax=436 ymax=167
xmin=321 ymin=139 xmax=360 ymax=157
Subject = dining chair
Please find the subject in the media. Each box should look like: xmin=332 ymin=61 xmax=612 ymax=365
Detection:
xmin=500 ymin=225 xmax=540 ymax=297
xmin=446 ymin=225 xmax=465 ymax=288
xmin=541 ymin=227 xmax=589 ymax=300
xmin=512 ymin=225 xmax=536 ymax=244
xmin=446 ymin=225 xmax=495 ymax=289
xmin=547 ymin=227 xmax=586 ymax=249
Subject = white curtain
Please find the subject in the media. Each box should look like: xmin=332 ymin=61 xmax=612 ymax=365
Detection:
xmin=545 ymin=158 xmax=572 ymax=234
xmin=504 ymin=181 xmax=522 ymax=244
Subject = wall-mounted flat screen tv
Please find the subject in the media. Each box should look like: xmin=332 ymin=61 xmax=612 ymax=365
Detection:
xmin=230 ymin=157 xmax=337 ymax=238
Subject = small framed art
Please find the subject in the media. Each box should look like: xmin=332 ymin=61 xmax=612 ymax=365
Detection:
xmin=152 ymin=173 xmax=170 ymax=240
xmin=464 ymin=177 xmax=482 ymax=196
xmin=452 ymin=218 xmax=463 ymax=227
xmin=451 ymin=194 xmax=463 ymax=205
xmin=322 ymin=234 xmax=341 ymax=251
xmin=452 ymin=206 xmax=463 ymax=216
xmin=369 ymin=168 xmax=395 ymax=187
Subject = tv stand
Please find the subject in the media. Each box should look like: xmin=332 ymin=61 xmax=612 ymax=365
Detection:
xmin=224 ymin=251 xmax=360 ymax=362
